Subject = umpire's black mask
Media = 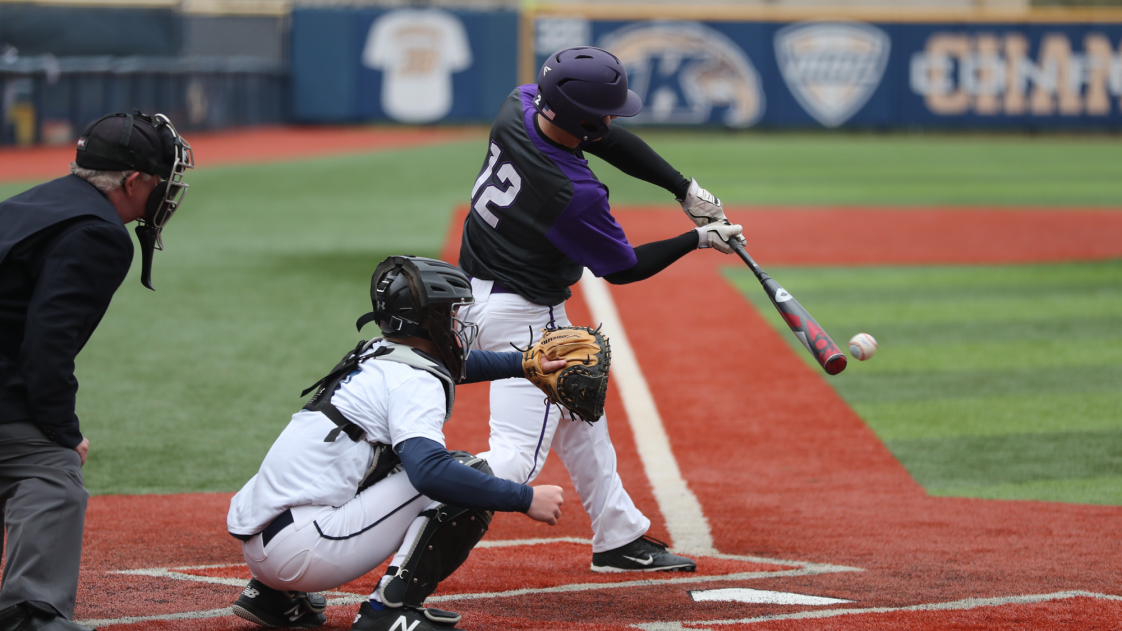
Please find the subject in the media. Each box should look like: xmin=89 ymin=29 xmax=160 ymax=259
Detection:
xmin=76 ymin=111 xmax=194 ymax=290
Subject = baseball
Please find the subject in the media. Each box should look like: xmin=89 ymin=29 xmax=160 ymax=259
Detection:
xmin=848 ymin=333 xmax=878 ymax=361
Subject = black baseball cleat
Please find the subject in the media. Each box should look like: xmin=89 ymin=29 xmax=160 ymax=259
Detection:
xmin=590 ymin=535 xmax=697 ymax=573
xmin=232 ymin=578 xmax=327 ymax=628
xmin=350 ymin=601 xmax=460 ymax=630
xmin=0 ymin=602 xmax=94 ymax=631
xmin=0 ymin=604 xmax=29 ymax=631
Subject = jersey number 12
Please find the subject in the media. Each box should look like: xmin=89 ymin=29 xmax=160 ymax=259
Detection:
xmin=471 ymin=142 xmax=522 ymax=228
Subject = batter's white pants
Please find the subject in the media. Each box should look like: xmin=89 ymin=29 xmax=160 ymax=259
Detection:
xmin=241 ymin=472 xmax=439 ymax=595
xmin=461 ymin=278 xmax=650 ymax=553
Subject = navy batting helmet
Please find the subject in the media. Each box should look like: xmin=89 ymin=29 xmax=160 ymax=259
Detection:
xmin=533 ymin=47 xmax=642 ymax=143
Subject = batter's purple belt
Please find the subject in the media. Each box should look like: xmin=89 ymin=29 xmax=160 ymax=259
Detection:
xmin=468 ymin=277 xmax=515 ymax=294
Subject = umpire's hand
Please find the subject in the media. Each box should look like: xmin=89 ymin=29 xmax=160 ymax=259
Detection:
xmin=527 ymin=485 xmax=564 ymax=525
xmin=75 ymin=438 xmax=89 ymax=466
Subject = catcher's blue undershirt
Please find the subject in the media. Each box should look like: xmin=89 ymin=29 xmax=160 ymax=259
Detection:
xmin=393 ymin=349 xmax=532 ymax=514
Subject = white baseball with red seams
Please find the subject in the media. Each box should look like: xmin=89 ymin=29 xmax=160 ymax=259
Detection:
xmin=848 ymin=333 xmax=878 ymax=361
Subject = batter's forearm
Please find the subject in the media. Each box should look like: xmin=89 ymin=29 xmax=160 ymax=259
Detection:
xmin=584 ymin=126 xmax=690 ymax=198
xmin=603 ymin=230 xmax=698 ymax=285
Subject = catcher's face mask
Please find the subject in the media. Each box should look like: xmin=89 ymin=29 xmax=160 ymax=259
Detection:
xmin=449 ymin=302 xmax=479 ymax=369
xmin=77 ymin=111 xmax=193 ymax=290
xmin=359 ymin=257 xmax=478 ymax=381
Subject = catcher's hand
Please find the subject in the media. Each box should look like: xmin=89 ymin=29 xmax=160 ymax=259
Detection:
xmin=522 ymin=326 xmax=611 ymax=424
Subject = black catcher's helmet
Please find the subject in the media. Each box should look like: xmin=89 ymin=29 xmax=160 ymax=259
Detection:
xmin=356 ymin=256 xmax=478 ymax=380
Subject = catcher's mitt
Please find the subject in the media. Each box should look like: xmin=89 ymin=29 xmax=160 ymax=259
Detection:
xmin=522 ymin=326 xmax=611 ymax=424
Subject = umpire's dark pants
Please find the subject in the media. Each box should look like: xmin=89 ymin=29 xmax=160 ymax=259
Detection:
xmin=0 ymin=422 xmax=87 ymax=619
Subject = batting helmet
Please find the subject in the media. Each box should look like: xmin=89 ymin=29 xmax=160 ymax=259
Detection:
xmin=533 ymin=46 xmax=642 ymax=143
xmin=356 ymin=256 xmax=478 ymax=381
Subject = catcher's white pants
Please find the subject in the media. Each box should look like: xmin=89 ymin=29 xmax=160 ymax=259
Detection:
xmin=242 ymin=472 xmax=439 ymax=594
xmin=461 ymin=278 xmax=650 ymax=553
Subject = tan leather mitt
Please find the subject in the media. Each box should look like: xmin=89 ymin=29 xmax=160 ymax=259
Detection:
xmin=522 ymin=326 xmax=611 ymax=424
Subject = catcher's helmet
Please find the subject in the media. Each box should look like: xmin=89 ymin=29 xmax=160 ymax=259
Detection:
xmin=533 ymin=46 xmax=642 ymax=144
xmin=357 ymin=256 xmax=478 ymax=381
xmin=76 ymin=110 xmax=193 ymax=291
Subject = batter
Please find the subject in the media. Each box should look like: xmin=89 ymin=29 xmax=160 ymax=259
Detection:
xmin=459 ymin=46 xmax=743 ymax=572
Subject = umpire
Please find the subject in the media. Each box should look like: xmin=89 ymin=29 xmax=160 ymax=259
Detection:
xmin=0 ymin=111 xmax=192 ymax=631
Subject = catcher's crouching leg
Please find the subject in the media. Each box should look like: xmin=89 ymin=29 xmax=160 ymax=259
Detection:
xmin=356 ymin=452 xmax=493 ymax=630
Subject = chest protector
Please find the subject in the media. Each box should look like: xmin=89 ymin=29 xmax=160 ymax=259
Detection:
xmin=300 ymin=339 xmax=455 ymax=491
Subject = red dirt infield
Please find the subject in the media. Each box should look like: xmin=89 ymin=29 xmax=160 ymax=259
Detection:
xmin=8 ymin=125 xmax=1122 ymax=630
xmin=0 ymin=126 xmax=479 ymax=184
xmin=57 ymin=206 xmax=1122 ymax=630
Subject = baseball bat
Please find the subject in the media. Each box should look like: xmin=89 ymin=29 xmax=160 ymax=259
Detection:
xmin=729 ymin=239 xmax=847 ymax=375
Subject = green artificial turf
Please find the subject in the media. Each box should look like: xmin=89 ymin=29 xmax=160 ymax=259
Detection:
xmin=2 ymin=140 xmax=490 ymax=495
xmin=590 ymin=131 xmax=1122 ymax=206
xmin=3 ymin=131 xmax=1122 ymax=496
xmin=727 ymin=260 xmax=1122 ymax=506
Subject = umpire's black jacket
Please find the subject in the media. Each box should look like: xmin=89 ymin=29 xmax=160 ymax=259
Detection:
xmin=0 ymin=175 xmax=133 ymax=449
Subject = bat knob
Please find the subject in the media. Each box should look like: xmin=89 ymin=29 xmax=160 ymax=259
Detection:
xmin=824 ymin=353 xmax=847 ymax=375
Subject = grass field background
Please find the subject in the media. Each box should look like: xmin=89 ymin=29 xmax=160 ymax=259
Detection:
xmin=729 ymin=261 xmax=1122 ymax=505
xmin=1 ymin=130 xmax=1119 ymax=501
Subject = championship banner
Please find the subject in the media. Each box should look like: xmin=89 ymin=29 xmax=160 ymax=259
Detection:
xmin=290 ymin=7 xmax=1122 ymax=128
xmin=290 ymin=7 xmax=518 ymax=123
xmin=530 ymin=16 xmax=1122 ymax=129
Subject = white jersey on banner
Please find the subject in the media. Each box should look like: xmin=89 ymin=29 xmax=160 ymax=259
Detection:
xmin=362 ymin=9 xmax=472 ymax=123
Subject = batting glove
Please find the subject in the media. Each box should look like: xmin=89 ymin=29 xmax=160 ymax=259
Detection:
xmin=680 ymin=178 xmax=727 ymax=227
xmin=697 ymin=222 xmax=743 ymax=254
xmin=681 ymin=178 xmax=746 ymax=249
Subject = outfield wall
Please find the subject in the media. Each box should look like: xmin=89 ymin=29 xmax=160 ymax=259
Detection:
xmin=0 ymin=2 xmax=288 ymax=146
xmin=292 ymin=6 xmax=1122 ymax=130
xmin=6 ymin=4 xmax=1122 ymax=146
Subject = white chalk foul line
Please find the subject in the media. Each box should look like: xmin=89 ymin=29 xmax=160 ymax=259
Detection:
xmin=426 ymin=562 xmax=859 ymax=604
xmin=80 ymin=607 xmax=237 ymax=628
xmin=630 ymin=590 xmax=1122 ymax=630
xmin=113 ymin=566 xmax=248 ymax=588
xmin=88 ymin=546 xmax=859 ymax=628
xmin=476 ymin=536 xmax=592 ymax=548
xmin=80 ymin=595 xmax=371 ymax=628
xmin=580 ymin=271 xmax=716 ymax=555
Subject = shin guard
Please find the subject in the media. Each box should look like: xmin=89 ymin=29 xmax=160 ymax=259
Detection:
xmin=378 ymin=453 xmax=494 ymax=608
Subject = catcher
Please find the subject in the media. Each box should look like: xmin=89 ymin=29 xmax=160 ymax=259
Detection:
xmin=226 ymin=256 xmax=608 ymax=630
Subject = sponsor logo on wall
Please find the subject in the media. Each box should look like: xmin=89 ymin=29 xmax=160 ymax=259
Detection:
xmin=362 ymin=9 xmax=472 ymax=123
xmin=775 ymin=21 xmax=891 ymax=127
xmin=536 ymin=17 xmax=591 ymax=55
xmin=599 ymin=22 xmax=764 ymax=127
xmin=909 ymin=31 xmax=1122 ymax=116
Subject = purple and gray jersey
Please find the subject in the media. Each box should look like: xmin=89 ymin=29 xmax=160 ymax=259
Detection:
xmin=460 ymin=85 xmax=635 ymax=305
xmin=460 ymin=85 xmax=689 ymax=306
